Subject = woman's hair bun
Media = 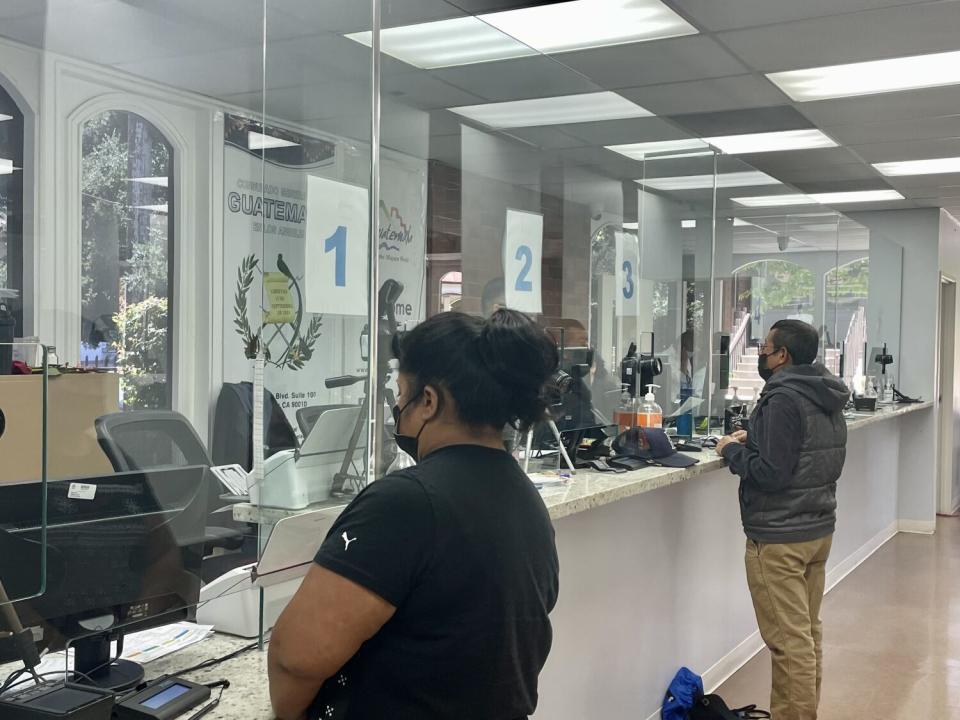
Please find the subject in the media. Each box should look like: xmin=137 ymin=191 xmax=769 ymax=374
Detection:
xmin=396 ymin=309 xmax=559 ymax=433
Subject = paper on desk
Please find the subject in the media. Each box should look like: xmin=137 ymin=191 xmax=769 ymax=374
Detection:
xmin=119 ymin=622 xmax=214 ymax=665
xmin=1 ymin=622 xmax=214 ymax=691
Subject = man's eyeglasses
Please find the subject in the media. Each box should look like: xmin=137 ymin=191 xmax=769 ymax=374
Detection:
xmin=755 ymin=341 xmax=781 ymax=355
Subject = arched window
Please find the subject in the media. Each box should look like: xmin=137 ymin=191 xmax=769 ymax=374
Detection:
xmin=81 ymin=111 xmax=173 ymax=409
xmin=733 ymin=259 xmax=816 ymax=331
xmin=0 ymin=82 xmax=24 ymax=332
xmin=440 ymin=271 xmax=462 ymax=311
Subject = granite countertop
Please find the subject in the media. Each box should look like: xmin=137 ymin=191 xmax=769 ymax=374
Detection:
xmin=540 ymin=400 xmax=933 ymax=521
xmin=234 ymin=401 xmax=934 ymax=526
xmin=145 ymin=633 xmax=273 ymax=719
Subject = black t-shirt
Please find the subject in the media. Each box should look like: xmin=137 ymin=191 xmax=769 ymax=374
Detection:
xmin=308 ymin=444 xmax=559 ymax=720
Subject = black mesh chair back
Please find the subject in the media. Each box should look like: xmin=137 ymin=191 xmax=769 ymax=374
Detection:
xmin=95 ymin=410 xmax=245 ymax=559
xmin=96 ymin=411 xmax=210 ymax=472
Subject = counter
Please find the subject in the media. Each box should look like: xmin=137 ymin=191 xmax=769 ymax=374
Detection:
xmin=235 ymin=402 xmax=931 ymax=527
xmin=170 ymin=401 xmax=932 ymax=720
xmin=540 ymin=401 xmax=932 ymax=520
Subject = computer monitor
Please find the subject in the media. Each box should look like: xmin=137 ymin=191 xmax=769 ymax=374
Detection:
xmin=0 ymin=466 xmax=208 ymax=691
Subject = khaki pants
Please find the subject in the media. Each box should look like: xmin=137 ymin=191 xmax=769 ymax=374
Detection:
xmin=745 ymin=534 xmax=833 ymax=720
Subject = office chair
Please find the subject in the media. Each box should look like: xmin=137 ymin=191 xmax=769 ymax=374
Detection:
xmin=296 ymin=404 xmax=352 ymax=438
xmin=95 ymin=410 xmax=246 ymax=557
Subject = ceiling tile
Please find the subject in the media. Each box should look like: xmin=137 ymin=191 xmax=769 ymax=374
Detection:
xmin=716 ymin=3 xmax=960 ymax=72
xmin=497 ymin=126 xmax=586 ymax=150
xmin=429 ymin=56 xmax=599 ymax=102
xmin=848 ymin=138 xmax=960 ymax=163
xmin=44 ymin=1 xmax=264 ymax=66
xmin=789 ymin=179 xmax=897 ymax=194
xmin=559 ymin=117 xmax=693 ymax=145
xmin=278 ymin=0 xmax=460 ymax=33
xmin=118 ymin=47 xmax=265 ymax=97
xmin=669 ymin=0 xmax=936 ymax=32
xmin=668 ymin=105 xmax=812 ymax=137
xmin=552 ymin=36 xmax=746 ymax=90
xmin=735 ymin=146 xmax=866 ymax=173
xmin=825 ymin=116 xmax=960 ymax=147
xmin=765 ymin=164 xmax=882 ymax=185
xmin=797 ymin=86 xmax=960 ymax=127
xmin=621 ymin=74 xmax=788 ymax=115
xmin=384 ymin=73 xmax=486 ymax=109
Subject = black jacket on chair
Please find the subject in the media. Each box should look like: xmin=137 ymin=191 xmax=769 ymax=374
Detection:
xmin=211 ymin=382 xmax=297 ymax=471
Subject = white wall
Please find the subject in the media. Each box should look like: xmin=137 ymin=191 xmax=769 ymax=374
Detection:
xmin=848 ymin=208 xmax=940 ymax=529
xmin=866 ymin=233 xmax=904 ymax=386
xmin=938 ymin=210 xmax=960 ymax=512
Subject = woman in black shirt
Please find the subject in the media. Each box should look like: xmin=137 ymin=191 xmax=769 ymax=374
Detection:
xmin=269 ymin=309 xmax=560 ymax=720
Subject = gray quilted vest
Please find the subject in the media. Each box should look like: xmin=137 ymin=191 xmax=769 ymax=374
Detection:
xmin=742 ymin=364 xmax=849 ymax=544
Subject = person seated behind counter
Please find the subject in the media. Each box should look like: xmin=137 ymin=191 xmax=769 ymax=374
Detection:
xmin=268 ymin=309 xmax=561 ymax=720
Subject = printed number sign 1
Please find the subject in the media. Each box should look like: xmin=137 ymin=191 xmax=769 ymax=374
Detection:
xmin=616 ymin=231 xmax=640 ymax=317
xmin=305 ymin=176 xmax=369 ymax=316
xmin=503 ymin=209 xmax=543 ymax=314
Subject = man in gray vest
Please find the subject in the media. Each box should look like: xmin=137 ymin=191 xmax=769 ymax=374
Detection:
xmin=716 ymin=320 xmax=849 ymax=720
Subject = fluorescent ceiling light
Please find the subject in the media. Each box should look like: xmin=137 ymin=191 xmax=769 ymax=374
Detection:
xmin=704 ymin=129 xmax=836 ymax=155
xmin=732 ymin=194 xmax=819 ymax=208
xmin=640 ymin=170 xmax=780 ymax=191
xmin=643 ymin=150 xmax=715 ymax=161
xmin=0 ymin=159 xmax=15 ymax=175
xmin=347 ymin=1 xmax=697 ymax=69
xmin=248 ymin=131 xmax=299 ymax=150
xmin=346 ymin=17 xmax=534 ymax=69
xmin=733 ymin=189 xmax=903 ymax=207
xmin=681 ymin=219 xmax=697 ymax=229
xmin=449 ymin=92 xmax=651 ymax=129
xmin=622 ymin=222 xmax=639 ymax=230
xmin=873 ymin=157 xmax=960 ymax=176
xmin=809 ymin=190 xmax=903 ymax=204
xmin=767 ymin=50 xmax=960 ymax=102
xmin=482 ymin=0 xmax=698 ymax=55
xmin=134 ymin=204 xmax=169 ymax=213
xmin=0 ymin=114 xmax=11 ymax=122
xmin=606 ymin=138 xmax=709 ymax=160
xmin=732 ymin=217 xmax=754 ymax=227
xmin=129 ymin=176 xmax=169 ymax=187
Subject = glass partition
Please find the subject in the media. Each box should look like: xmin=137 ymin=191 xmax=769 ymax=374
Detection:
xmin=0 ymin=1 xmax=270 ymax=691
xmin=253 ymin=0 xmax=375 ymax=552
xmin=0 ymin=342 xmax=47 ymax=616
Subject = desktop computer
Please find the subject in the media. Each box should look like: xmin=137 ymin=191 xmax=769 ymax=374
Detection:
xmin=0 ymin=466 xmax=208 ymax=692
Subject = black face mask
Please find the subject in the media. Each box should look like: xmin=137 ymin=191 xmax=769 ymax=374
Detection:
xmin=392 ymin=392 xmax=428 ymax=463
xmin=758 ymin=351 xmax=779 ymax=382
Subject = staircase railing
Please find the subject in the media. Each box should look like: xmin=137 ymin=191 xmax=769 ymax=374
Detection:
xmin=842 ymin=306 xmax=867 ymax=379
xmin=730 ymin=313 xmax=752 ymax=372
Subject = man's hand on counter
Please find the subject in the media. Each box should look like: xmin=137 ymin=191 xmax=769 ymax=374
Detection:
xmin=715 ymin=431 xmax=747 ymax=457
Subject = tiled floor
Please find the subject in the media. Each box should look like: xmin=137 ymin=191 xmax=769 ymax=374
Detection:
xmin=716 ymin=516 xmax=960 ymax=719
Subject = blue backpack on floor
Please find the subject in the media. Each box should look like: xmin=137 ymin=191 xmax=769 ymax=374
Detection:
xmin=662 ymin=667 xmax=704 ymax=720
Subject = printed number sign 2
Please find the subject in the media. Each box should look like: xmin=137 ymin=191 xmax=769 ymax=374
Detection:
xmin=502 ymin=209 xmax=543 ymax=314
xmin=324 ymin=225 xmax=347 ymax=288
xmin=515 ymin=245 xmax=534 ymax=292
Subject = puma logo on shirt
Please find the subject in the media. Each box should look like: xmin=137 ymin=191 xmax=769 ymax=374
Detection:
xmin=342 ymin=532 xmax=357 ymax=551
